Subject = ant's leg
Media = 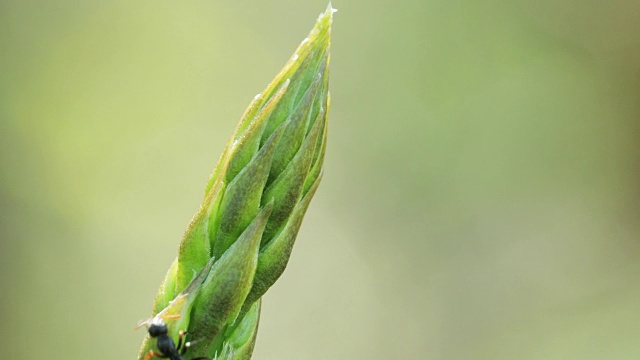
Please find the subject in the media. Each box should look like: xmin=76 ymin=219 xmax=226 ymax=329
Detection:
xmin=180 ymin=340 xmax=192 ymax=355
xmin=191 ymin=357 xmax=211 ymax=360
xmin=143 ymin=350 xmax=169 ymax=360
xmin=180 ymin=339 xmax=203 ymax=356
xmin=176 ymin=330 xmax=187 ymax=352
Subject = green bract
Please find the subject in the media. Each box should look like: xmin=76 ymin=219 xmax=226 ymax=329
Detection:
xmin=137 ymin=4 xmax=333 ymax=360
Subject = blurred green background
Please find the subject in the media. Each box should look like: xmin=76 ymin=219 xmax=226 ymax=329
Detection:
xmin=2 ymin=1 xmax=640 ymax=359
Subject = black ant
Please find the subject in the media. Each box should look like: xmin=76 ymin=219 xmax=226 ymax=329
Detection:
xmin=137 ymin=315 xmax=210 ymax=360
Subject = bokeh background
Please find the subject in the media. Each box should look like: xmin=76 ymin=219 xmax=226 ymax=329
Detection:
xmin=2 ymin=1 xmax=640 ymax=359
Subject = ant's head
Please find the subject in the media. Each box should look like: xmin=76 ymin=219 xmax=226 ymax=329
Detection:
xmin=136 ymin=315 xmax=170 ymax=338
xmin=147 ymin=317 xmax=168 ymax=337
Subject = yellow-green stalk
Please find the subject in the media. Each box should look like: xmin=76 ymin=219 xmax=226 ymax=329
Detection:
xmin=137 ymin=4 xmax=334 ymax=360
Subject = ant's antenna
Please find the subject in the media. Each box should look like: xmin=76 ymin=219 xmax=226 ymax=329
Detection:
xmin=134 ymin=314 xmax=182 ymax=331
